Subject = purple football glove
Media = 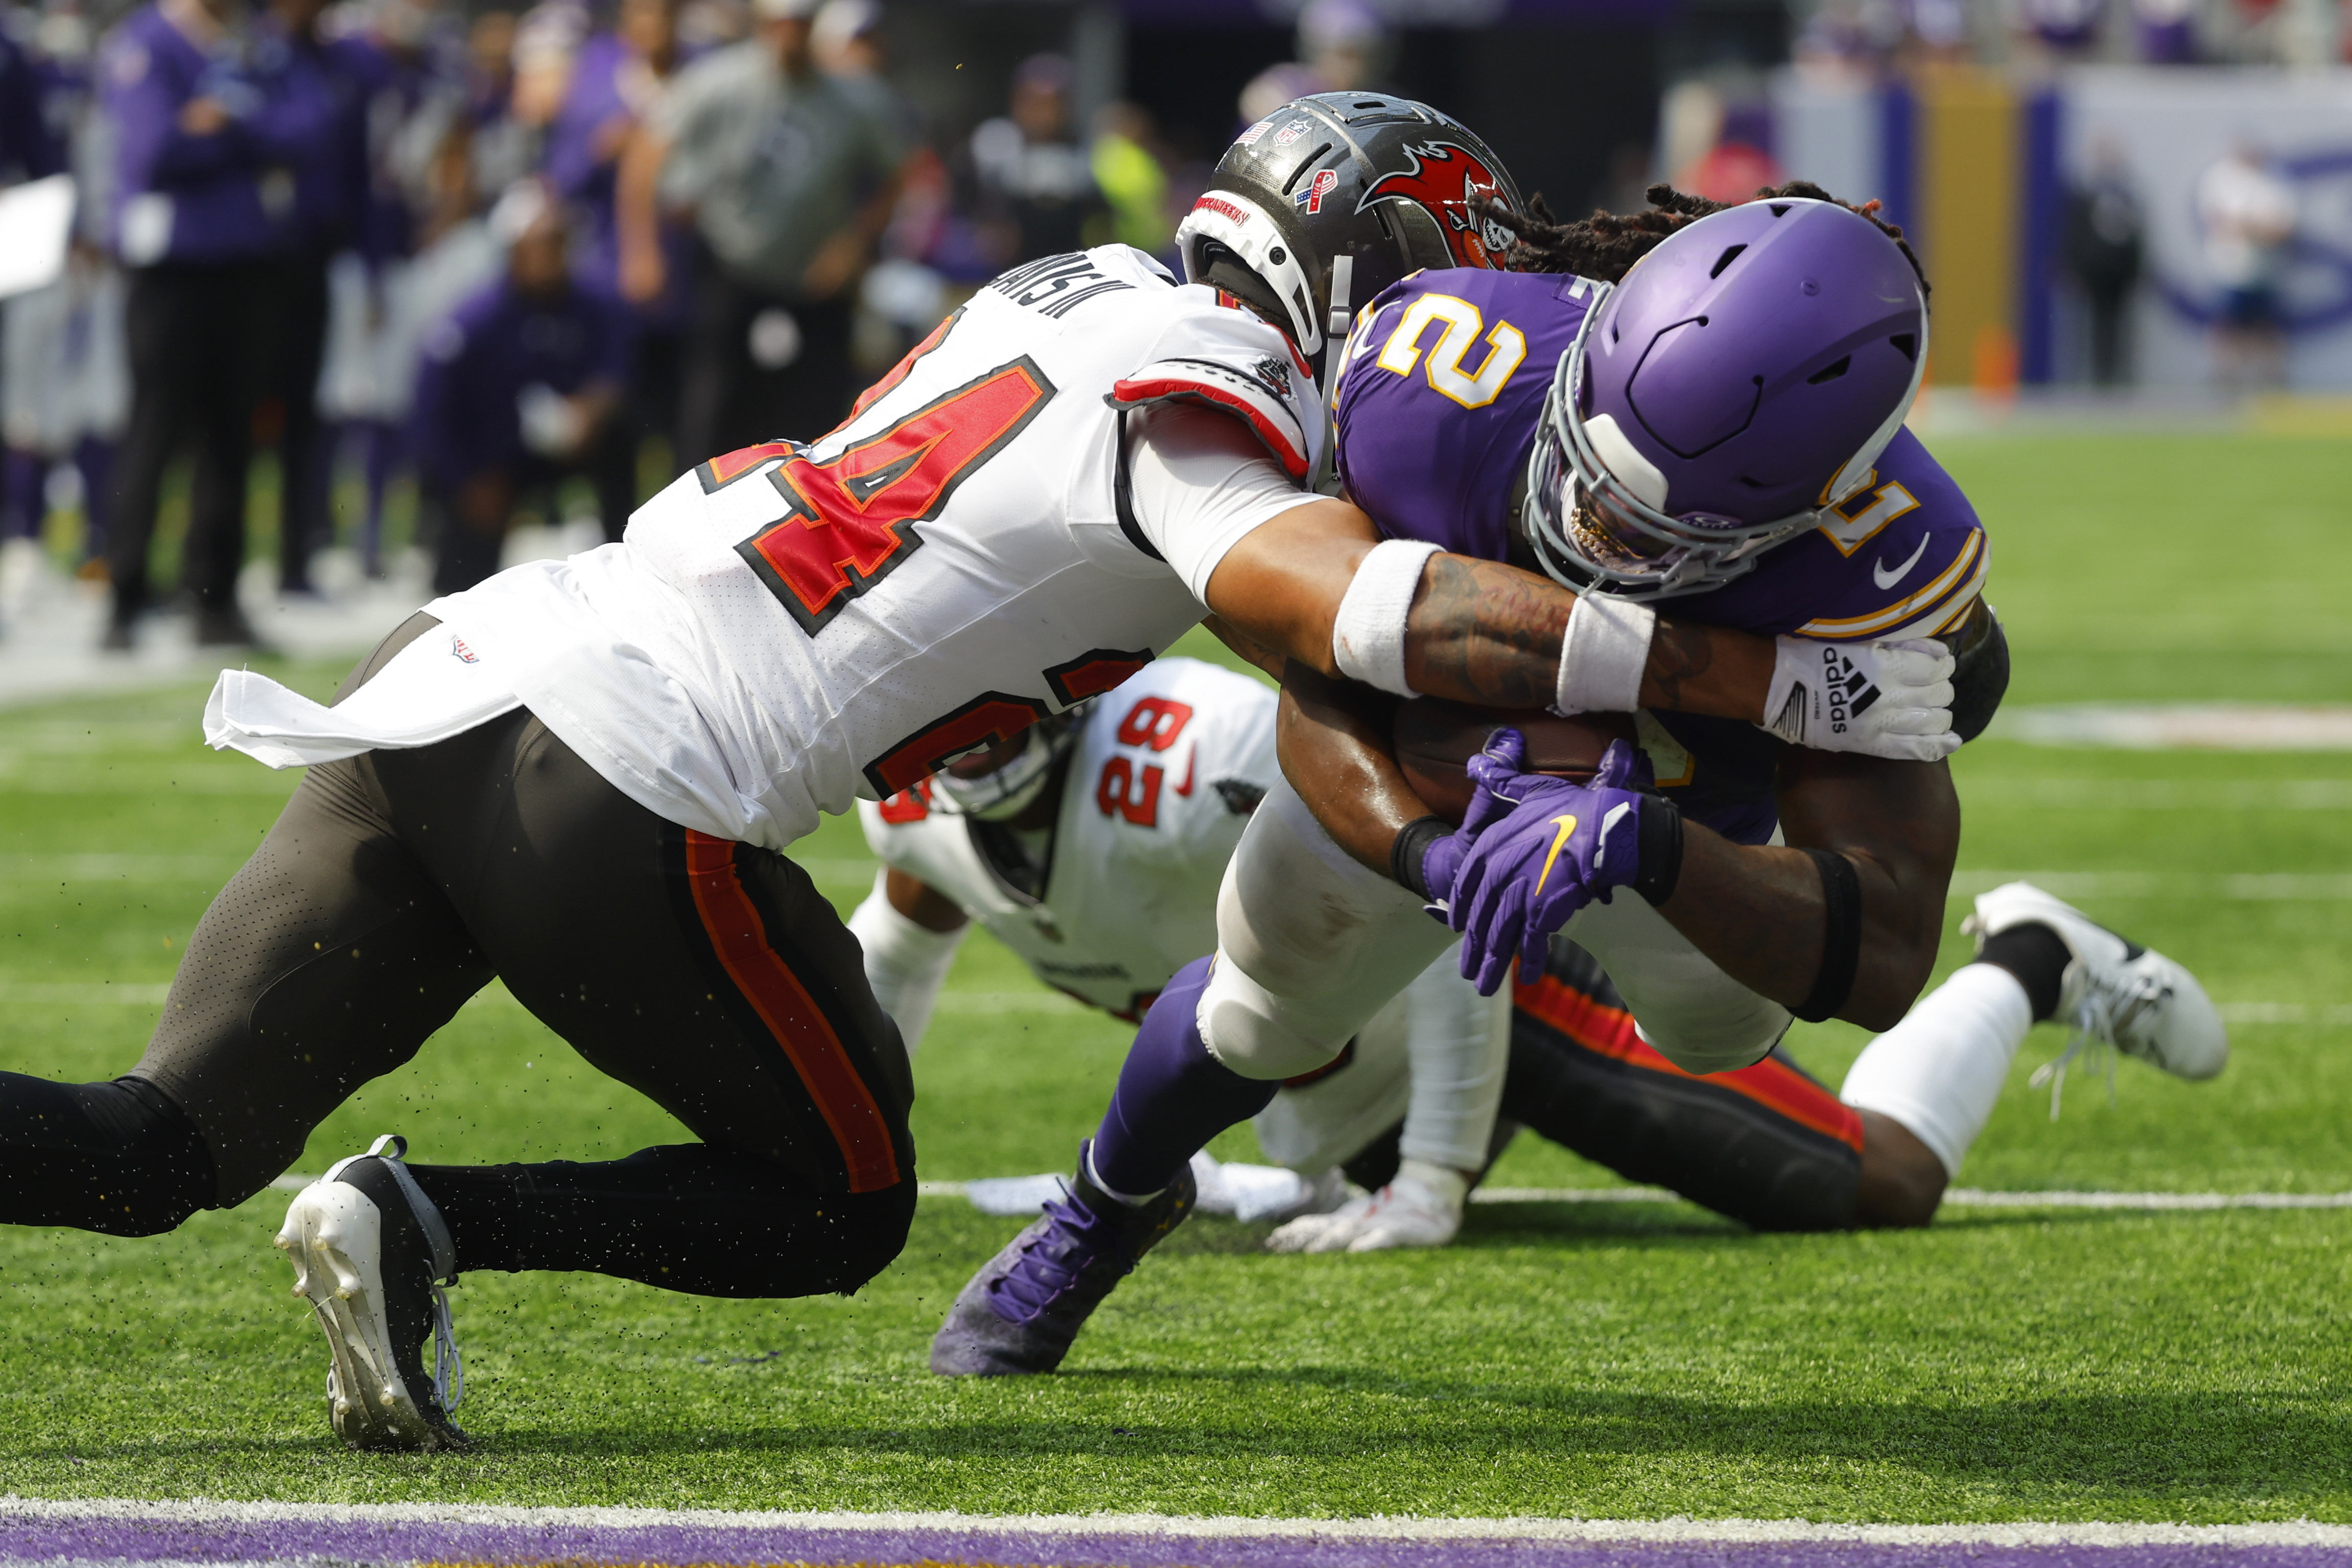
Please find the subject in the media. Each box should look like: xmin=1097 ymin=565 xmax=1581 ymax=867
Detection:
xmin=1414 ymin=733 xmax=1532 ymax=919
xmin=1445 ymin=731 xmax=1650 ymax=996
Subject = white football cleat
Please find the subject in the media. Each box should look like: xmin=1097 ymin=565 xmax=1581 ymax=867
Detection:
xmin=1265 ymin=1169 xmax=1462 ymax=1254
xmin=275 ymin=1135 xmax=466 ymax=1452
xmin=1964 ymin=881 xmax=2228 ymax=1115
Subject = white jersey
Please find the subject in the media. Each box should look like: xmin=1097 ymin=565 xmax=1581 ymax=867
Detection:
xmin=203 ymin=245 xmax=1322 ymax=856
xmin=858 ymin=658 xmax=1278 ymax=1018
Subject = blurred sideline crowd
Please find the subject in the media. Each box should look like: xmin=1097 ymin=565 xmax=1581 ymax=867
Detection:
xmin=0 ymin=0 xmax=1271 ymax=651
xmin=3 ymin=0 xmax=2315 ymax=658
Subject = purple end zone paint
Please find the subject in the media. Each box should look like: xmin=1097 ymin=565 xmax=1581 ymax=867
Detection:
xmin=4 ymin=1510 xmax=2351 ymax=1568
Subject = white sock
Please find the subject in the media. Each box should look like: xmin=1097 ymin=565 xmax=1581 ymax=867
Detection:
xmin=846 ymin=872 xmax=965 ymax=1058
xmin=1839 ymin=962 xmax=2033 ymax=1179
xmin=1396 ymin=956 xmax=1512 ymax=1177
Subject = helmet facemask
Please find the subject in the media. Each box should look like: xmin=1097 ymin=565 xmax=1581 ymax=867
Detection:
xmin=1522 ymin=268 xmax=1929 ymax=602
xmin=928 ymin=710 xmax=1086 ymax=822
xmin=1177 ymin=191 xmax=1330 ymax=387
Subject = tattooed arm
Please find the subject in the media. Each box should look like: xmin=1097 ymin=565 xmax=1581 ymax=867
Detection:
xmin=1201 ymin=500 xmax=1774 ymax=722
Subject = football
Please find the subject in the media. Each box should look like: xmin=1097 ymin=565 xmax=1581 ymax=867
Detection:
xmin=1391 ymin=699 xmax=1636 ymax=826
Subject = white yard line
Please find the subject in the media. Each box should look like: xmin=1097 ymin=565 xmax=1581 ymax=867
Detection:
xmin=0 ymin=1496 xmax=2346 ymax=1547
xmin=8 ymin=982 xmax=2339 ymax=1029
xmin=906 ymin=1179 xmax=2352 ymax=1210
xmin=0 ymin=981 xmax=1090 ymax=1014
xmin=22 ymin=859 xmax=2352 ymax=903
xmin=1948 ymin=870 xmax=2352 ymax=899
xmin=1961 ymin=777 xmax=2352 ymax=809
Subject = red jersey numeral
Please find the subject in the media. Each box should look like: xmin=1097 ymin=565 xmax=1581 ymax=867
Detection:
xmin=1044 ymin=648 xmax=1154 ymax=705
xmin=1115 ymin=696 xmax=1193 ymax=752
xmin=845 ymin=308 xmax=963 ymax=423
xmin=1097 ymin=756 xmax=1164 ymax=827
xmin=876 ymin=779 xmax=933 ymax=823
xmin=737 ymin=358 xmax=1056 ymax=635
xmin=697 ymin=439 xmax=800 ymax=493
xmin=866 ymin=693 xmax=1051 ymax=799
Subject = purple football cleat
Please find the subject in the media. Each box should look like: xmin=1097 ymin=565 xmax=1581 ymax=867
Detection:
xmin=930 ymin=1141 xmax=1196 ymax=1376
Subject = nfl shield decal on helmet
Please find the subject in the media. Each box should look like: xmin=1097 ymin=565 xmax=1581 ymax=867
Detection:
xmin=1359 ymin=141 xmax=1516 ymax=268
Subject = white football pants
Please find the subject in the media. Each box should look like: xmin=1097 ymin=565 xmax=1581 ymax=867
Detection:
xmin=1199 ymin=775 xmax=1789 ymax=1082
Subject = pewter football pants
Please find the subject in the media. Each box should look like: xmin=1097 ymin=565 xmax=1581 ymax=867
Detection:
xmin=1199 ymin=775 xmax=1790 ymax=1082
xmin=3 ymin=614 xmax=915 ymax=1298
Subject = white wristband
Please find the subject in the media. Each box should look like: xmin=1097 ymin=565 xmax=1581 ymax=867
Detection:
xmin=1331 ymin=538 xmax=1442 ymax=697
xmin=1553 ymin=592 xmax=1656 ymax=715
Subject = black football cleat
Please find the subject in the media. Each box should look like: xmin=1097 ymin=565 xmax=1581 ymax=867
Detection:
xmin=275 ymin=1135 xmax=467 ymax=1452
xmin=930 ymin=1139 xmax=1195 ymax=1376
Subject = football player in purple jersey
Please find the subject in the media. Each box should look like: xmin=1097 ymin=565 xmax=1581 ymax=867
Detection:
xmin=931 ymin=175 xmax=2225 ymax=1376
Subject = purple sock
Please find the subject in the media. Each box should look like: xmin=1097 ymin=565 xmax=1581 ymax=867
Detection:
xmin=1091 ymin=956 xmax=1280 ymax=1198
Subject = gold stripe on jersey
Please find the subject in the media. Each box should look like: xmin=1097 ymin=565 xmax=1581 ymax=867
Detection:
xmin=1795 ymin=530 xmax=1985 ymax=641
xmin=1933 ymin=586 xmax=1983 ymax=635
xmin=1876 ymin=550 xmax=1989 ymax=644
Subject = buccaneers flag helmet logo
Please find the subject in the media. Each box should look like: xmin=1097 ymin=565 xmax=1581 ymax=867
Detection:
xmin=1358 ymin=140 xmax=1516 ymax=269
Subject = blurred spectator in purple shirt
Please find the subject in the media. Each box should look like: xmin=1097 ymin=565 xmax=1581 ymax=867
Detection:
xmin=251 ymin=0 xmax=392 ymax=596
xmin=411 ymin=180 xmax=634 ymax=592
xmin=0 ymin=20 xmax=66 ymax=181
xmin=98 ymin=0 xmax=327 ymax=649
xmin=546 ymin=0 xmax=690 ymax=541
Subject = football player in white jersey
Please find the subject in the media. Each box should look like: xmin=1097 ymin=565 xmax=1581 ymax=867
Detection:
xmin=850 ymin=656 xmax=1510 ymax=1250
xmin=0 ymin=96 xmax=1956 ymax=1450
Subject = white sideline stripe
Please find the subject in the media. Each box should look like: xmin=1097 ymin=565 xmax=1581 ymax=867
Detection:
xmin=9 ymin=982 xmax=2342 ymax=1029
xmin=913 ymin=1179 xmax=2352 ymax=1210
xmin=6 ymin=981 xmax=2344 ymax=1025
xmin=0 ymin=855 xmax=877 ymax=883
xmin=3 ymin=1498 xmax=2348 ymax=1547
xmin=1996 ymin=702 xmax=2352 ymax=751
xmin=0 ymin=982 xmax=1087 ymax=1015
xmin=1949 ymin=869 xmax=2352 ymax=899
xmin=1962 ymin=776 xmax=2352 ymax=809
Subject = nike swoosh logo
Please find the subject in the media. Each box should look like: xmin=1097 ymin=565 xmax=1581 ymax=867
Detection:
xmin=1534 ymin=814 xmax=1579 ymax=896
xmin=1873 ymin=534 xmax=1931 ymax=591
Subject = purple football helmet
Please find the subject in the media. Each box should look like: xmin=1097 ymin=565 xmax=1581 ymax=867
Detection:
xmin=1525 ymin=198 xmax=1929 ymax=600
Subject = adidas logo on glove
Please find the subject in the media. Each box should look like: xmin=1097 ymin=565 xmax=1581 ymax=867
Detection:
xmin=1761 ymin=634 xmax=1958 ymax=763
xmin=1820 ymin=646 xmax=1881 ymax=735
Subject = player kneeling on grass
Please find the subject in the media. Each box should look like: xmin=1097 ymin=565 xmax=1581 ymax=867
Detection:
xmin=929 ymin=181 xmax=2219 ymax=1374
xmin=1287 ymin=878 xmax=2228 ymax=1240
xmin=852 ymin=654 xmax=1511 ymax=1249
xmin=0 ymin=98 xmax=1948 ymax=1451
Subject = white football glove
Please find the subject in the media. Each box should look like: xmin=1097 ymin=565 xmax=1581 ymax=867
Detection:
xmin=1264 ymin=1167 xmax=1462 ymax=1254
xmin=1762 ymin=635 xmax=1958 ymax=762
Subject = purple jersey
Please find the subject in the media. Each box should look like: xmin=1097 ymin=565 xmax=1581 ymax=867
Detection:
xmin=1333 ymin=267 xmax=1989 ymax=843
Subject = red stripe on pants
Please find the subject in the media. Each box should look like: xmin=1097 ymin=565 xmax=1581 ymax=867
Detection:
xmin=1514 ymin=972 xmax=1863 ymax=1154
xmin=683 ymin=830 xmax=902 ymax=1192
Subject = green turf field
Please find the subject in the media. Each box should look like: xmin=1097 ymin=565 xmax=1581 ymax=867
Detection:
xmin=2 ymin=431 xmax=2348 ymax=1518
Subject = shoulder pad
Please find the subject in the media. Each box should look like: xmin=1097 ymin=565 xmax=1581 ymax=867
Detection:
xmin=1107 ymin=299 xmax=1321 ymax=481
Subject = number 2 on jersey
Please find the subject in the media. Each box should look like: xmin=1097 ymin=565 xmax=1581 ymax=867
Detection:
xmin=736 ymin=358 xmax=1057 ymax=635
xmin=1374 ymin=293 xmax=1527 ymax=410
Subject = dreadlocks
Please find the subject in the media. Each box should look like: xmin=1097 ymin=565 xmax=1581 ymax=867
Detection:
xmin=1478 ymin=181 xmax=1931 ymax=300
